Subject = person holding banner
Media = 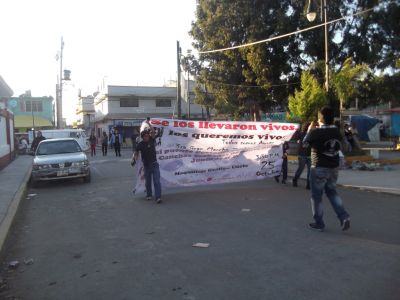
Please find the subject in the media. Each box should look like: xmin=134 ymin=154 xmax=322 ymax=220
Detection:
xmin=303 ymin=106 xmax=350 ymax=232
xmin=131 ymin=126 xmax=162 ymax=204
xmin=274 ymin=141 xmax=289 ymax=184
xmin=140 ymin=117 xmax=152 ymax=133
xmin=292 ymin=123 xmax=311 ymax=189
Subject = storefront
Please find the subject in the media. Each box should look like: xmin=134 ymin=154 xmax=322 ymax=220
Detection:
xmin=109 ymin=119 xmax=144 ymax=146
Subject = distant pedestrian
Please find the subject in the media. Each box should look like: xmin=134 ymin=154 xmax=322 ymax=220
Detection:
xmin=114 ymin=130 xmax=122 ymax=157
xmin=344 ymin=123 xmax=355 ymax=153
xmin=131 ymin=126 xmax=162 ymax=204
xmin=31 ymin=131 xmax=46 ymax=153
xmin=19 ymin=136 xmax=28 ymax=154
xmin=303 ymin=106 xmax=350 ymax=232
xmin=89 ymin=133 xmax=96 ymax=156
xmin=101 ymin=131 xmax=108 ymax=156
xmin=109 ymin=130 xmax=115 ymax=149
xmin=274 ymin=141 xmax=289 ymax=184
xmin=292 ymin=123 xmax=311 ymax=189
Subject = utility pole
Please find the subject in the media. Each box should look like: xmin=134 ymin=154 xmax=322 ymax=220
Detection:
xmin=176 ymin=41 xmax=182 ymax=118
xmin=57 ymin=37 xmax=64 ymax=129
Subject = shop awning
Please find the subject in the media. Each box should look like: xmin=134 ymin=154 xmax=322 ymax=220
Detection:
xmin=14 ymin=115 xmax=53 ymax=128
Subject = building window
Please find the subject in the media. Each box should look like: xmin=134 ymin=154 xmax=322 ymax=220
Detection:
xmin=20 ymin=101 xmax=25 ymax=112
xmin=120 ymin=98 xmax=139 ymax=107
xmin=22 ymin=100 xmax=43 ymax=112
xmin=156 ymin=99 xmax=172 ymax=107
xmin=34 ymin=101 xmax=43 ymax=112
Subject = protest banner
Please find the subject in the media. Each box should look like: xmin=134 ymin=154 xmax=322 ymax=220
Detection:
xmin=133 ymin=119 xmax=299 ymax=193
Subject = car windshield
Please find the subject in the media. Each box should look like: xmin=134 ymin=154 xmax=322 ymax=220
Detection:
xmin=36 ymin=140 xmax=82 ymax=155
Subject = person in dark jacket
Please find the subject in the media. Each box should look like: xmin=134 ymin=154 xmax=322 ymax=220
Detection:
xmin=114 ymin=130 xmax=122 ymax=157
xmin=292 ymin=122 xmax=311 ymax=189
xmin=101 ymin=132 xmax=108 ymax=156
xmin=274 ymin=141 xmax=289 ymax=184
xmin=131 ymin=126 xmax=162 ymax=204
xmin=89 ymin=133 xmax=96 ymax=156
xmin=31 ymin=131 xmax=46 ymax=153
xmin=303 ymin=106 xmax=350 ymax=232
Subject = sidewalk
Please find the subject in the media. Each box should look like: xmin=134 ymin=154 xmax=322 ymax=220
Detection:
xmin=288 ymin=161 xmax=400 ymax=195
xmin=0 ymin=155 xmax=32 ymax=252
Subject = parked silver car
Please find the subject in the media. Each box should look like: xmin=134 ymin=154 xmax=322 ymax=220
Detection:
xmin=31 ymin=138 xmax=90 ymax=186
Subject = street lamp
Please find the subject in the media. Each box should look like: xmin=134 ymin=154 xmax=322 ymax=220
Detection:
xmin=306 ymin=0 xmax=329 ymax=93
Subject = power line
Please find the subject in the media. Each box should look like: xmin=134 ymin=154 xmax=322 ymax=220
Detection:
xmin=203 ymin=79 xmax=302 ymax=89
xmin=199 ymin=3 xmax=384 ymax=54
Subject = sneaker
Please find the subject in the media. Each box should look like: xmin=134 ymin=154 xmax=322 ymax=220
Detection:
xmin=341 ymin=219 xmax=350 ymax=231
xmin=308 ymin=223 xmax=325 ymax=232
xmin=146 ymin=196 xmax=152 ymax=201
xmin=156 ymin=198 xmax=162 ymax=204
xmin=292 ymin=179 xmax=298 ymax=187
xmin=274 ymin=176 xmax=279 ymax=183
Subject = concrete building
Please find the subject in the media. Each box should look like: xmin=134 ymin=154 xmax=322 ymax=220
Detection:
xmin=0 ymin=75 xmax=15 ymax=170
xmin=76 ymin=95 xmax=95 ymax=131
xmin=7 ymin=93 xmax=54 ymax=132
xmin=93 ymin=84 xmax=205 ymax=145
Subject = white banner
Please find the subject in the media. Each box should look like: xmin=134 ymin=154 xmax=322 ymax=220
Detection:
xmin=134 ymin=119 xmax=298 ymax=192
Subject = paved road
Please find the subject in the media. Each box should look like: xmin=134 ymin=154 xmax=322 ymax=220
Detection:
xmin=1 ymin=150 xmax=400 ymax=300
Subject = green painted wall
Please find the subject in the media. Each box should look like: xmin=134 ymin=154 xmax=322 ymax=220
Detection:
xmin=8 ymin=96 xmax=54 ymax=122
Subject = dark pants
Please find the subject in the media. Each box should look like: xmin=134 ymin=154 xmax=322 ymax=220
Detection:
xmin=102 ymin=143 xmax=108 ymax=156
xmin=310 ymin=167 xmax=350 ymax=225
xmin=114 ymin=142 xmax=121 ymax=156
xmin=144 ymin=162 xmax=161 ymax=199
xmin=294 ymin=156 xmax=311 ymax=185
xmin=275 ymin=157 xmax=288 ymax=181
xmin=90 ymin=144 xmax=96 ymax=156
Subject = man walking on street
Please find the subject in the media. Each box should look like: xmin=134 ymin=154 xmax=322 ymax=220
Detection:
xmin=303 ymin=106 xmax=350 ymax=232
xmin=101 ymin=131 xmax=108 ymax=156
xmin=89 ymin=132 xmax=96 ymax=156
xmin=31 ymin=131 xmax=46 ymax=153
xmin=131 ymin=126 xmax=162 ymax=204
xmin=114 ymin=130 xmax=122 ymax=157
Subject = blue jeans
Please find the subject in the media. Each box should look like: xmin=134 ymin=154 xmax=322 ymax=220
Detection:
xmin=310 ymin=167 xmax=349 ymax=225
xmin=144 ymin=162 xmax=161 ymax=199
xmin=294 ymin=156 xmax=311 ymax=185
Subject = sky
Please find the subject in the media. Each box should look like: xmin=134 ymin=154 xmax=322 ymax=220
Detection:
xmin=0 ymin=0 xmax=197 ymax=124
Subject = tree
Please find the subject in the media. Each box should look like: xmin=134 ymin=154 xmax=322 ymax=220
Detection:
xmin=331 ymin=57 xmax=370 ymax=111
xmin=190 ymin=0 xmax=400 ymax=118
xmin=190 ymin=0 xmax=302 ymax=120
xmin=288 ymin=71 xmax=328 ymax=123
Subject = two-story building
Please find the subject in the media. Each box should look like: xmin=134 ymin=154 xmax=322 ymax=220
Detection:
xmin=8 ymin=92 xmax=54 ymax=132
xmin=0 ymin=75 xmax=15 ymax=170
xmin=76 ymin=95 xmax=95 ymax=131
xmin=93 ymin=84 xmax=205 ymax=145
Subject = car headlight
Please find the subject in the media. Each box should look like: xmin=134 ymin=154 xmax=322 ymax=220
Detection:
xmin=72 ymin=160 xmax=89 ymax=167
xmin=33 ymin=164 xmax=52 ymax=170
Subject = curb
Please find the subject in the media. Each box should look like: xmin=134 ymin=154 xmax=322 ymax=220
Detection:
xmin=288 ymin=155 xmax=400 ymax=165
xmin=287 ymin=171 xmax=400 ymax=196
xmin=0 ymin=166 xmax=32 ymax=253
xmin=337 ymin=184 xmax=400 ymax=196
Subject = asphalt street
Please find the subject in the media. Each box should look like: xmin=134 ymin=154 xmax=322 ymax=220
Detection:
xmin=1 ymin=149 xmax=400 ymax=300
